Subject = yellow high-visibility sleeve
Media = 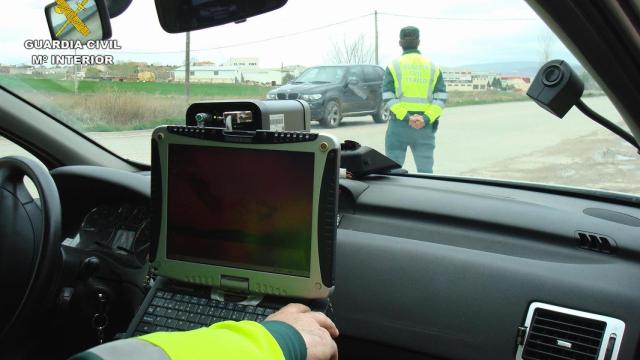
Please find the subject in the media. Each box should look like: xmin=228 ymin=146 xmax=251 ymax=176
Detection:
xmin=139 ymin=321 xmax=285 ymax=360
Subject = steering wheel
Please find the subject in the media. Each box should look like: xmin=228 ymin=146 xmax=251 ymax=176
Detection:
xmin=0 ymin=156 xmax=62 ymax=342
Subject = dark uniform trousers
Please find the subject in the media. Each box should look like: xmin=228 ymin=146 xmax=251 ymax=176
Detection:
xmin=385 ymin=112 xmax=438 ymax=174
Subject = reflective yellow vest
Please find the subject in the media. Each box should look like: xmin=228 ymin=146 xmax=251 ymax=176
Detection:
xmin=69 ymin=321 xmax=298 ymax=360
xmin=388 ymin=53 xmax=443 ymax=123
xmin=139 ymin=321 xmax=285 ymax=360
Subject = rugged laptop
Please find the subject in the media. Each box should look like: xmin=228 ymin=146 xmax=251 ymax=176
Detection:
xmin=125 ymin=126 xmax=339 ymax=337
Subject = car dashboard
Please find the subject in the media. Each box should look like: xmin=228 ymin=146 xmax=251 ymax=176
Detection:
xmin=49 ymin=165 xmax=640 ymax=359
xmin=53 ymin=166 xmax=152 ymax=269
xmin=61 ymin=203 xmax=151 ymax=269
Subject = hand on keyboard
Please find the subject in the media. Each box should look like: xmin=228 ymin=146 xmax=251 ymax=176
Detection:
xmin=266 ymin=303 xmax=339 ymax=360
xmin=136 ymin=290 xmax=279 ymax=335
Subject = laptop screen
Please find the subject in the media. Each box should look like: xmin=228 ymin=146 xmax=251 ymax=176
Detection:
xmin=166 ymin=144 xmax=315 ymax=278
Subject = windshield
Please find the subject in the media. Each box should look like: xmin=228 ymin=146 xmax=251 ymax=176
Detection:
xmin=295 ymin=67 xmax=346 ymax=84
xmin=1 ymin=0 xmax=639 ymax=196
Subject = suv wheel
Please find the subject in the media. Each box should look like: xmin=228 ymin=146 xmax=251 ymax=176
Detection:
xmin=373 ymin=102 xmax=390 ymax=123
xmin=320 ymin=100 xmax=342 ymax=128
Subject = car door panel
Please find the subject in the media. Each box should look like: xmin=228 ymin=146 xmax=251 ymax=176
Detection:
xmin=362 ymin=66 xmax=384 ymax=111
xmin=343 ymin=67 xmax=368 ymax=113
xmin=333 ymin=176 xmax=640 ymax=359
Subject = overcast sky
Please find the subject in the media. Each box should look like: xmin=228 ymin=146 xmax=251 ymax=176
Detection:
xmin=1 ymin=0 xmax=576 ymax=68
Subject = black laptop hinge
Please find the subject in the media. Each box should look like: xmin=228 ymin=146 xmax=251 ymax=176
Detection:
xmin=220 ymin=275 xmax=249 ymax=294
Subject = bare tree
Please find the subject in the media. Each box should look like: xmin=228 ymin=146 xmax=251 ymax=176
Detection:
xmin=282 ymin=72 xmax=296 ymax=84
xmin=537 ymin=31 xmax=555 ymax=64
xmin=327 ymin=34 xmax=375 ymax=64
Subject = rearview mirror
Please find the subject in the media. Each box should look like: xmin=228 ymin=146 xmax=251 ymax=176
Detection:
xmin=154 ymin=0 xmax=288 ymax=33
xmin=45 ymin=0 xmax=112 ymax=42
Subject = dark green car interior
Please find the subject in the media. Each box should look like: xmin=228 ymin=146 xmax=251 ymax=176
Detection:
xmin=1 ymin=0 xmax=640 ymax=359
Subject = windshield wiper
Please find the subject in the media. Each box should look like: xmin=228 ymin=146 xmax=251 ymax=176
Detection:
xmin=310 ymin=81 xmax=330 ymax=84
xmin=290 ymin=81 xmax=305 ymax=84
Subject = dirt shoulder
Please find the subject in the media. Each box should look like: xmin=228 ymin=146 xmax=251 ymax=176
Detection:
xmin=462 ymin=126 xmax=640 ymax=195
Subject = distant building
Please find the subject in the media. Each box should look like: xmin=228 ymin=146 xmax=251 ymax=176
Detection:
xmin=138 ymin=71 xmax=156 ymax=82
xmin=174 ymin=65 xmax=240 ymax=83
xmin=153 ymin=66 xmax=177 ymax=82
xmin=443 ymin=71 xmax=495 ymax=92
xmin=173 ymin=57 xmax=305 ymax=85
xmin=471 ymin=74 xmax=493 ymax=91
xmin=172 ymin=57 xmax=305 ymax=85
xmin=241 ymin=68 xmax=286 ymax=86
xmin=49 ymin=67 xmax=68 ymax=74
xmin=225 ymin=57 xmax=259 ymax=68
xmin=500 ymin=76 xmax=531 ymax=92
xmin=443 ymin=71 xmax=473 ymax=91
xmin=194 ymin=61 xmax=216 ymax=66
xmin=65 ymin=71 xmax=85 ymax=80
xmin=7 ymin=65 xmax=34 ymax=75
xmin=29 ymin=66 xmax=68 ymax=78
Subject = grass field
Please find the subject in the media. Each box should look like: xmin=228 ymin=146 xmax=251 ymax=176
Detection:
xmin=0 ymin=75 xmax=270 ymax=98
xmin=0 ymin=75 xmax=530 ymax=132
xmin=447 ymin=90 xmax=527 ymax=107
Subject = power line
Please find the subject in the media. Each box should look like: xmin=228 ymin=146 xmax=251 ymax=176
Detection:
xmin=117 ymin=13 xmax=374 ymax=55
xmin=113 ymin=11 xmax=538 ymax=56
xmin=377 ymin=12 xmax=538 ymax=22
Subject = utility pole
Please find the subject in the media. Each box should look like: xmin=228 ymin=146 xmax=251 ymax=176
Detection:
xmin=374 ymin=10 xmax=379 ymax=65
xmin=185 ymin=31 xmax=191 ymax=99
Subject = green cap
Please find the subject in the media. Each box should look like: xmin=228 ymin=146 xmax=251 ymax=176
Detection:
xmin=400 ymin=26 xmax=420 ymax=40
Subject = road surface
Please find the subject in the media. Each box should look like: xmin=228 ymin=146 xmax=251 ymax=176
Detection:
xmin=2 ymin=96 xmax=637 ymax=193
xmin=80 ymin=97 xmax=622 ymax=174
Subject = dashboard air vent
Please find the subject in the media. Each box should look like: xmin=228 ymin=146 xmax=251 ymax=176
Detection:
xmin=522 ymin=308 xmax=605 ymax=359
xmin=576 ymin=231 xmax=616 ymax=254
xmin=517 ymin=303 xmax=625 ymax=360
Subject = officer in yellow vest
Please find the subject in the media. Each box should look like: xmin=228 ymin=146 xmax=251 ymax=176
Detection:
xmin=69 ymin=303 xmax=338 ymax=360
xmin=383 ymin=26 xmax=447 ymax=173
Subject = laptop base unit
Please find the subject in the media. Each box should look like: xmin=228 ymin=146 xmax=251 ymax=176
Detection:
xmin=125 ymin=126 xmax=339 ymax=337
xmin=126 ymin=277 xmax=331 ymax=336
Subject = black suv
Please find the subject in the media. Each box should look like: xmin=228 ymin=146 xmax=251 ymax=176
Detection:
xmin=266 ymin=65 xmax=389 ymax=128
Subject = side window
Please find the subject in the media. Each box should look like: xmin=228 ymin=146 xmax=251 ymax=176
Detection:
xmin=0 ymin=134 xmax=47 ymax=199
xmin=364 ymin=66 xmax=383 ymax=82
xmin=0 ymin=135 xmax=43 ymax=164
xmin=347 ymin=67 xmax=364 ymax=82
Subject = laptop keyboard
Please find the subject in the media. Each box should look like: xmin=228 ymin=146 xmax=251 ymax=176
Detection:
xmin=133 ymin=289 xmax=282 ymax=336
